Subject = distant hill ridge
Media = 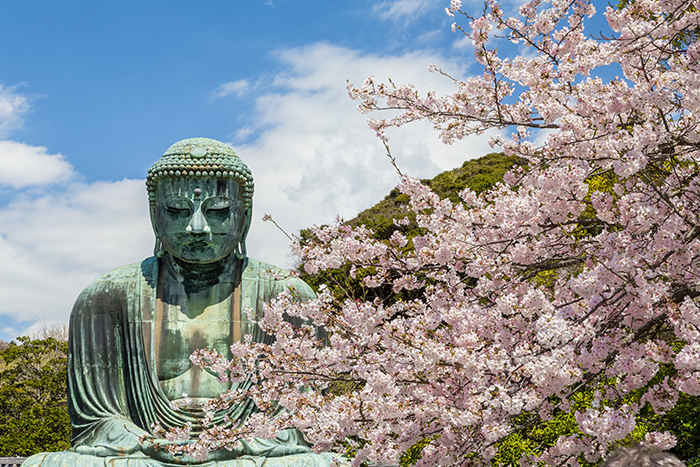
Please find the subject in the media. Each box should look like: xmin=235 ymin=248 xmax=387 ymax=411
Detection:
xmin=347 ymin=152 xmax=524 ymax=241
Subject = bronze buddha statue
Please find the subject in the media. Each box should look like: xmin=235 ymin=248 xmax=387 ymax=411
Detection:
xmin=24 ymin=138 xmax=337 ymax=467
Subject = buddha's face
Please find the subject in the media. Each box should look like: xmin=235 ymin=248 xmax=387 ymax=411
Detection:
xmin=153 ymin=177 xmax=246 ymax=264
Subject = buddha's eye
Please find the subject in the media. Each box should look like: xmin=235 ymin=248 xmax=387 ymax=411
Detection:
xmin=162 ymin=199 xmax=193 ymax=215
xmin=165 ymin=206 xmax=191 ymax=214
xmin=204 ymin=198 xmax=234 ymax=215
xmin=206 ymin=205 xmax=230 ymax=213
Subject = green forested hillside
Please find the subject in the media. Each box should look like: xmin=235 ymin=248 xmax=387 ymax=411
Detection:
xmin=348 ymin=152 xmax=523 ymax=241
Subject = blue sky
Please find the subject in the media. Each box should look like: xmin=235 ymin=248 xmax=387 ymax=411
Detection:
xmin=0 ymin=0 xmax=493 ymax=341
xmin=0 ymin=0 xmax=616 ymax=340
xmin=0 ymin=0 xmax=465 ymax=183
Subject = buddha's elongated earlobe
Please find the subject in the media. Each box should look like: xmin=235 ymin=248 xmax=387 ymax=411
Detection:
xmin=150 ymin=204 xmax=166 ymax=258
xmin=154 ymin=237 xmax=165 ymax=258
xmin=234 ymin=244 xmax=245 ymax=260
xmin=234 ymin=209 xmax=252 ymax=260
xmin=234 ymin=238 xmax=247 ymax=260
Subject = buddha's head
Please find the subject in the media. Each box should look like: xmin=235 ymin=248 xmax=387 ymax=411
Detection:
xmin=146 ymin=138 xmax=254 ymax=264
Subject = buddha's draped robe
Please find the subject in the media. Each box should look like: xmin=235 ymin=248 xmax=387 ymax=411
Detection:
xmin=23 ymin=256 xmax=336 ymax=467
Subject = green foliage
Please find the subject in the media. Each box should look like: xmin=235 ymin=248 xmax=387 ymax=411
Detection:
xmin=0 ymin=336 xmax=71 ymax=456
xmin=347 ymin=153 xmax=524 ymax=242
xmin=428 ymin=152 xmax=523 ymax=203
xmin=491 ymin=391 xmax=599 ymax=467
xmin=661 ymin=394 xmax=700 ymax=466
xmin=489 ymin=360 xmax=700 ymax=466
xmin=400 ymin=436 xmax=436 ymax=466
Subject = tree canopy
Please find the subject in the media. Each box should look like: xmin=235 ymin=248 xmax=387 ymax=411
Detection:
xmin=0 ymin=337 xmax=71 ymax=456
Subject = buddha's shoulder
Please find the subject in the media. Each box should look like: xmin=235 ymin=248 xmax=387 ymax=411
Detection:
xmin=78 ymin=256 xmax=314 ymax=297
xmin=243 ymin=257 xmax=296 ymax=283
xmin=70 ymin=258 xmax=157 ymax=314
xmin=243 ymin=257 xmax=285 ymax=276
xmin=79 ymin=257 xmax=157 ymax=295
xmin=243 ymin=258 xmax=315 ymax=299
xmin=95 ymin=257 xmax=157 ymax=282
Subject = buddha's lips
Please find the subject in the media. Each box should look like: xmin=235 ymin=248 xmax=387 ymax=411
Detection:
xmin=184 ymin=239 xmax=213 ymax=247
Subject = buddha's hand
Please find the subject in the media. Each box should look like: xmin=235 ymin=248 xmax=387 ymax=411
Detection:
xmin=142 ymin=439 xmax=204 ymax=465
xmin=141 ymin=439 xmax=246 ymax=464
xmin=74 ymin=444 xmax=141 ymax=457
xmin=73 ymin=420 xmax=148 ymax=457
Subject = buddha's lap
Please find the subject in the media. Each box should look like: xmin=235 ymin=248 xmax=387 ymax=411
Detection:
xmin=23 ymin=450 xmax=340 ymax=467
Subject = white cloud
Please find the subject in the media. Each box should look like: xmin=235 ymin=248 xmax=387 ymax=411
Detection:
xmin=452 ymin=34 xmax=471 ymax=50
xmin=20 ymin=320 xmax=69 ymax=340
xmin=226 ymin=43 xmax=500 ymax=267
xmin=0 ymin=177 xmax=153 ymax=332
xmin=417 ymin=28 xmax=444 ymax=44
xmin=373 ymin=0 xmax=432 ymax=21
xmin=0 ymin=140 xmax=76 ymax=187
xmin=212 ymin=79 xmax=251 ymax=99
xmin=0 ymin=85 xmax=30 ymax=138
xmin=0 ymin=43 xmax=502 ymax=341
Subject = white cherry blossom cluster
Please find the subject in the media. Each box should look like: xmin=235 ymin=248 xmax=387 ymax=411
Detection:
xmin=159 ymin=0 xmax=700 ymax=465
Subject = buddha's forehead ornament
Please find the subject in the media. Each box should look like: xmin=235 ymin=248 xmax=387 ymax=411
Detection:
xmin=146 ymin=137 xmax=254 ymax=209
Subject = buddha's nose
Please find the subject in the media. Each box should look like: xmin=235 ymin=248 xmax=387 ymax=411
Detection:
xmin=185 ymin=206 xmax=211 ymax=233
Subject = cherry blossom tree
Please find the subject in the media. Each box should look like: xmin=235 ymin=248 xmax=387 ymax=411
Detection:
xmin=161 ymin=0 xmax=700 ymax=465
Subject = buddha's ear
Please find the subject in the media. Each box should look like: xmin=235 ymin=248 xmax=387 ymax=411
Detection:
xmin=236 ymin=207 xmax=252 ymax=260
xmin=149 ymin=204 xmax=165 ymax=258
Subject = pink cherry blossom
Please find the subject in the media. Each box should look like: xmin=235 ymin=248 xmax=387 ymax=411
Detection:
xmin=159 ymin=0 xmax=700 ymax=465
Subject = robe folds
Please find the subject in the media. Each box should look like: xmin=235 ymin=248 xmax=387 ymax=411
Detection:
xmin=23 ymin=256 xmax=338 ymax=467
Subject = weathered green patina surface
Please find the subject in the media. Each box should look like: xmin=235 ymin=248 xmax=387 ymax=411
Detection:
xmin=23 ymin=138 xmax=336 ymax=467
